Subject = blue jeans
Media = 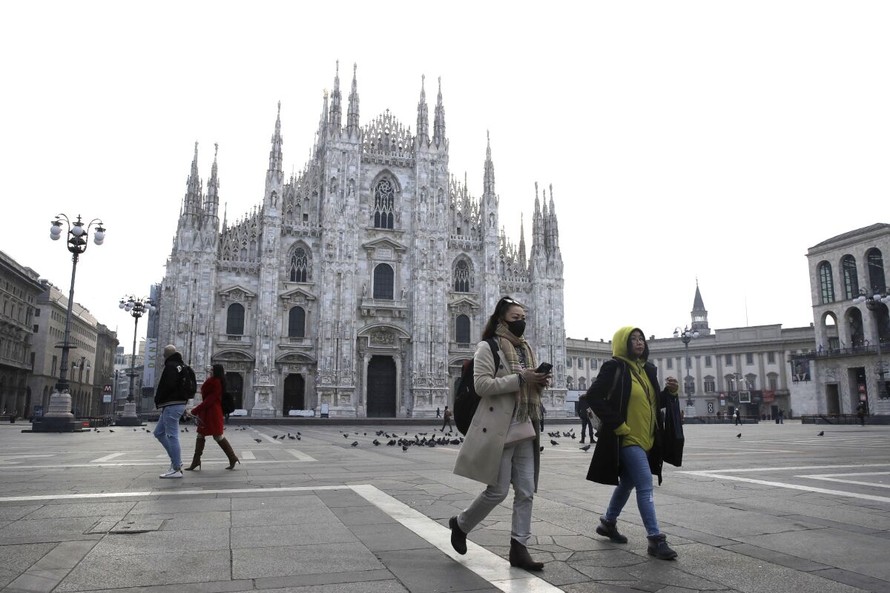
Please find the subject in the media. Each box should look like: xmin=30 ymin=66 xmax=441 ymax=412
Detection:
xmin=154 ymin=404 xmax=186 ymax=469
xmin=603 ymin=445 xmax=660 ymax=537
xmin=458 ymin=439 xmax=535 ymax=545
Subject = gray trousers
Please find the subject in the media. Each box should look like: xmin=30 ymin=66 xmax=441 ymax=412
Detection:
xmin=457 ymin=439 xmax=535 ymax=545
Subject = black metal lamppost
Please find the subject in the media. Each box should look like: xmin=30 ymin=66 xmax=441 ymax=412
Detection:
xmin=117 ymin=296 xmax=154 ymax=426
xmin=33 ymin=214 xmax=105 ymax=432
xmin=853 ymin=289 xmax=890 ymax=399
xmin=674 ymin=325 xmax=699 ymax=410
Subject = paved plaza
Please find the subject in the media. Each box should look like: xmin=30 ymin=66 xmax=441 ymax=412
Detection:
xmin=0 ymin=419 xmax=889 ymax=593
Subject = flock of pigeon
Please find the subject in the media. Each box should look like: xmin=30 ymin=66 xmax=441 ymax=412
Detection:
xmin=86 ymin=425 xmax=830 ymax=442
xmin=336 ymin=429 xmax=465 ymax=452
xmin=544 ymin=430 xmax=595 ymax=452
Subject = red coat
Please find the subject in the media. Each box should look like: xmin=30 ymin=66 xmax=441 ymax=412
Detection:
xmin=191 ymin=377 xmax=224 ymax=436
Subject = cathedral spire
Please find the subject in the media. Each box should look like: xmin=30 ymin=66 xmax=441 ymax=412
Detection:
xmin=181 ymin=141 xmax=203 ymax=227
xmin=269 ymin=102 xmax=283 ymax=174
xmin=519 ymin=213 xmax=527 ymax=269
xmin=329 ymin=60 xmax=342 ymax=131
xmin=416 ymin=74 xmax=429 ymax=144
xmin=346 ymin=63 xmax=360 ymax=138
xmin=548 ymin=184 xmax=562 ymax=258
xmin=204 ymin=142 xmax=220 ymax=224
xmin=433 ymin=76 xmax=446 ymax=148
xmin=483 ymin=131 xmax=495 ymax=198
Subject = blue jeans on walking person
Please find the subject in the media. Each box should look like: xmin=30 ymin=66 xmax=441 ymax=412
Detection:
xmin=603 ymin=445 xmax=660 ymax=537
xmin=154 ymin=404 xmax=186 ymax=469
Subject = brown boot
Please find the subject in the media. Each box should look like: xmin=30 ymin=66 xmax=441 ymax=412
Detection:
xmin=509 ymin=538 xmax=543 ymax=571
xmin=184 ymin=437 xmax=205 ymax=471
xmin=217 ymin=437 xmax=240 ymax=470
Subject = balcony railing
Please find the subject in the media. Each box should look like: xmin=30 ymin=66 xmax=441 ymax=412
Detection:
xmin=793 ymin=343 xmax=890 ymax=361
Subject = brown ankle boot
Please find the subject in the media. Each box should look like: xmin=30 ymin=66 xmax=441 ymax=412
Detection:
xmin=509 ymin=538 xmax=543 ymax=571
xmin=184 ymin=437 xmax=205 ymax=471
xmin=217 ymin=437 xmax=240 ymax=469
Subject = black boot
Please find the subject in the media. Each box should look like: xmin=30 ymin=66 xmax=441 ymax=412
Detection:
xmin=217 ymin=437 xmax=240 ymax=470
xmin=509 ymin=538 xmax=543 ymax=571
xmin=184 ymin=437 xmax=205 ymax=471
xmin=647 ymin=534 xmax=678 ymax=560
xmin=595 ymin=518 xmax=628 ymax=543
xmin=449 ymin=516 xmax=467 ymax=555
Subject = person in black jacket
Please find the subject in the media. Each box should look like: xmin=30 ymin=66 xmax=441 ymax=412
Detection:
xmin=153 ymin=344 xmax=189 ymax=479
xmin=577 ymin=395 xmax=596 ymax=444
xmin=584 ymin=327 xmax=680 ymax=560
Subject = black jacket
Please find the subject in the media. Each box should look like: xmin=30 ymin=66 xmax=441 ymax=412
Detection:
xmin=583 ymin=358 xmax=673 ymax=486
xmin=154 ymin=352 xmax=188 ymax=408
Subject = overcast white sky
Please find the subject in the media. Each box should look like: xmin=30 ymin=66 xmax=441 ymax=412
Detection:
xmin=3 ymin=1 xmax=890 ymax=355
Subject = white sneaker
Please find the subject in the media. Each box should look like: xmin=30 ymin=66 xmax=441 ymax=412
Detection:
xmin=159 ymin=468 xmax=183 ymax=479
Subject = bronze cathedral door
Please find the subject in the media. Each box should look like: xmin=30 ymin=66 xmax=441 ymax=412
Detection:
xmin=367 ymin=356 xmax=396 ymax=417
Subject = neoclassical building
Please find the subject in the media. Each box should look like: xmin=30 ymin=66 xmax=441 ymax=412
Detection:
xmin=28 ymin=281 xmax=102 ymax=417
xmin=157 ymin=65 xmax=566 ymax=418
xmin=799 ymin=223 xmax=890 ymax=416
xmin=566 ymin=284 xmax=815 ymax=420
xmin=0 ymin=250 xmax=44 ymax=417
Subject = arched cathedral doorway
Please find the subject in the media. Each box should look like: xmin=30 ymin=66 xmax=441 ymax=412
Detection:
xmin=226 ymin=373 xmax=244 ymax=409
xmin=367 ymin=356 xmax=396 ymax=417
xmin=283 ymin=374 xmax=305 ymax=414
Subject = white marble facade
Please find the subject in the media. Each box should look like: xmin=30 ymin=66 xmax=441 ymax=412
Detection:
xmin=158 ymin=65 xmax=566 ymax=418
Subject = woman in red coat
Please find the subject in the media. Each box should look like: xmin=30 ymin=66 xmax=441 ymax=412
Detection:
xmin=184 ymin=364 xmax=239 ymax=470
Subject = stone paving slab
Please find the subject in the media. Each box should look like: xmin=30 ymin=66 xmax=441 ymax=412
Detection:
xmin=0 ymin=422 xmax=889 ymax=592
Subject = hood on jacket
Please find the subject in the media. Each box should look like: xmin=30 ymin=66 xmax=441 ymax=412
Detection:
xmin=612 ymin=326 xmax=649 ymax=363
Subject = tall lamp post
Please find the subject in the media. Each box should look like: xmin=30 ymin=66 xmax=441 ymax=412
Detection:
xmin=33 ymin=214 xmax=106 ymax=433
xmin=117 ymin=296 xmax=154 ymax=426
xmin=674 ymin=325 xmax=699 ymax=417
xmin=853 ymin=289 xmax=890 ymax=402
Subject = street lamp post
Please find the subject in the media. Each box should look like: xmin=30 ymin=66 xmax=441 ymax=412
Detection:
xmin=117 ymin=296 xmax=154 ymax=426
xmin=674 ymin=325 xmax=699 ymax=417
xmin=853 ymin=289 xmax=890 ymax=402
xmin=33 ymin=214 xmax=106 ymax=433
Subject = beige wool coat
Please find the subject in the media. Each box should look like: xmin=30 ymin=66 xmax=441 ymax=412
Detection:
xmin=453 ymin=338 xmax=541 ymax=488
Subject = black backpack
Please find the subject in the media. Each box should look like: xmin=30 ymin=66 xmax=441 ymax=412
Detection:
xmin=178 ymin=364 xmax=198 ymax=399
xmin=221 ymin=390 xmax=236 ymax=415
xmin=454 ymin=338 xmax=499 ymax=435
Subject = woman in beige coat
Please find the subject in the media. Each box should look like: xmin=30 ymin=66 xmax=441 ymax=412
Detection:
xmin=450 ymin=296 xmax=551 ymax=571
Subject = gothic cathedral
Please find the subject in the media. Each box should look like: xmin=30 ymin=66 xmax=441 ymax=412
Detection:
xmin=158 ymin=64 xmax=567 ymax=418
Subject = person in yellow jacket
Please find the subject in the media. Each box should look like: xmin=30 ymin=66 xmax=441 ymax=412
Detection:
xmin=584 ymin=326 xmax=680 ymax=560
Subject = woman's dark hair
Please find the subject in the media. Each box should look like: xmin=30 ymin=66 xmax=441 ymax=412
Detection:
xmin=482 ymin=296 xmax=521 ymax=339
xmin=212 ymin=364 xmax=227 ymax=395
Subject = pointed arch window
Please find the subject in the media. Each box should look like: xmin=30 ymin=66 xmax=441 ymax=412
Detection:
xmin=867 ymin=248 xmax=886 ymax=293
xmin=578 ymin=377 xmax=587 ymax=391
xmin=818 ymin=261 xmax=835 ymax=304
xmin=226 ymin=303 xmax=245 ymax=335
xmin=288 ymin=306 xmax=306 ymax=338
xmin=455 ymin=314 xmax=470 ymax=344
xmin=289 ymin=247 xmax=309 ymax=282
xmin=373 ymin=178 xmax=395 ymax=229
xmin=454 ymin=260 xmax=470 ymax=292
xmin=373 ymin=264 xmax=394 ymax=300
xmin=842 ymin=255 xmax=859 ymax=300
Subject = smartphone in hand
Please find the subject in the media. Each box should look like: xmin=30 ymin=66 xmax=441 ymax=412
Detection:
xmin=535 ymin=362 xmax=553 ymax=374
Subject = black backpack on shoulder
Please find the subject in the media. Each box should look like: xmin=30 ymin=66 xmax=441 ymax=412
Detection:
xmin=454 ymin=339 xmax=499 ymax=435
xmin=178 ymin=364 xmax=198 ymax=399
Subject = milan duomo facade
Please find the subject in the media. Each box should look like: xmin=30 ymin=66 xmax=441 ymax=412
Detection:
xmin=157 ymin=65 xmax=566 ymax=418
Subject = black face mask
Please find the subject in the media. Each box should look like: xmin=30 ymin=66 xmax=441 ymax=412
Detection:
xmin=506 ymin=319 xmax=526 ymax=338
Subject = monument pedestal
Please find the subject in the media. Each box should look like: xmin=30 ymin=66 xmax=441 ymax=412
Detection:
xmin=116 ymin=402 xmax=142 ymax=426
xmin=31 ymin=391 xmax=82 ymax=432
